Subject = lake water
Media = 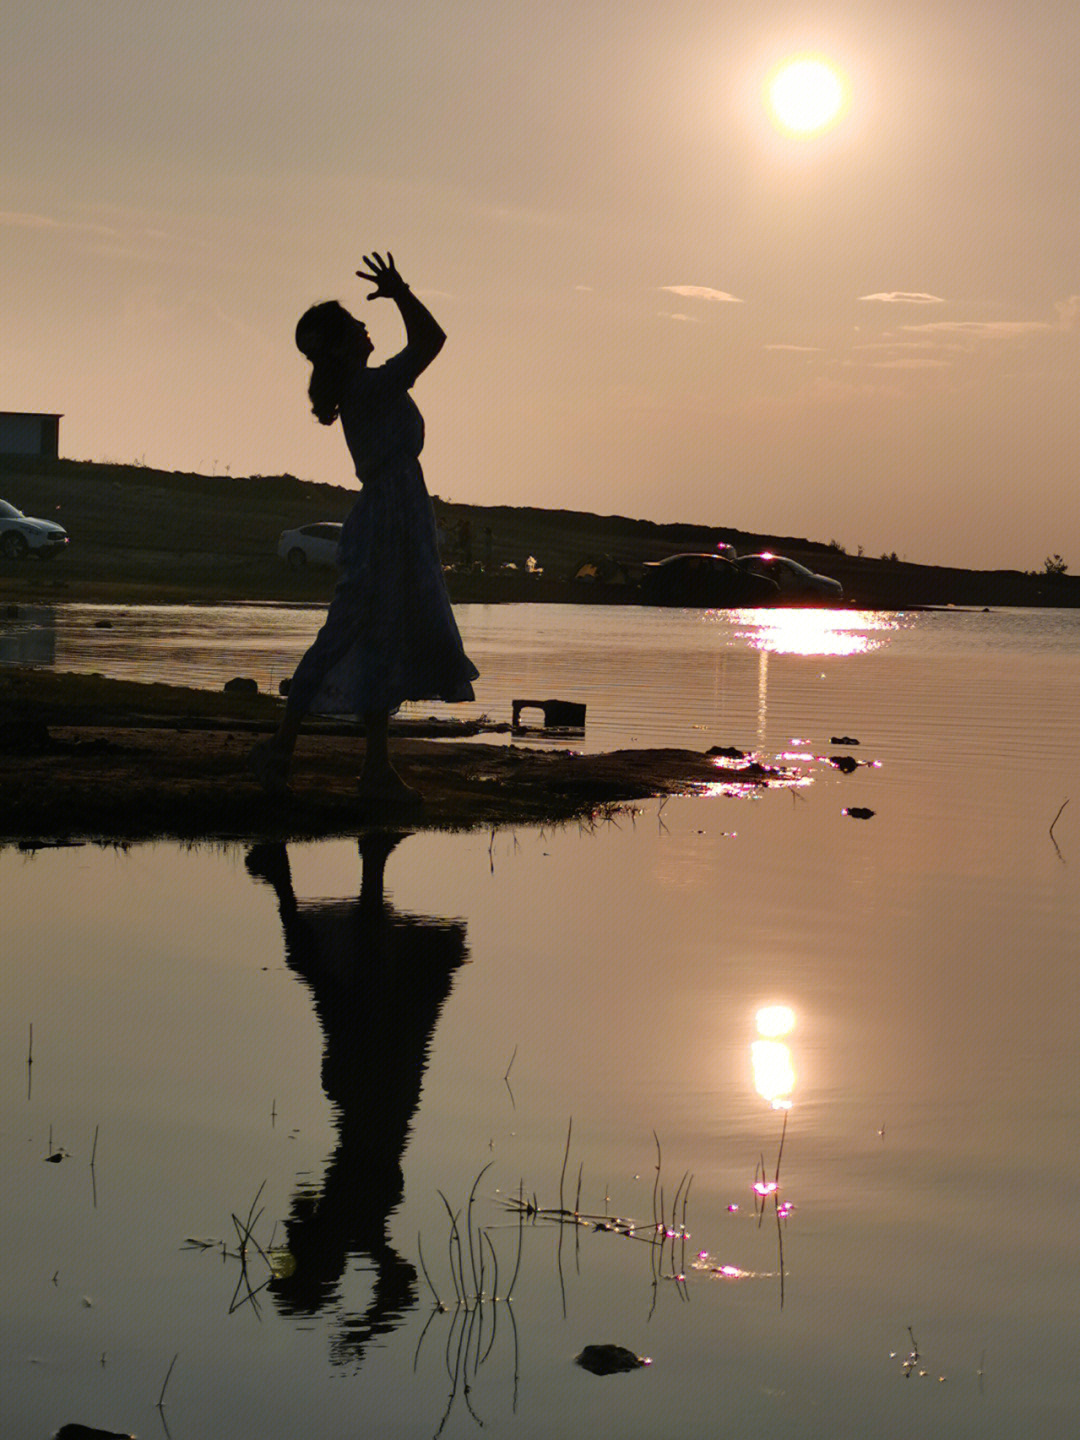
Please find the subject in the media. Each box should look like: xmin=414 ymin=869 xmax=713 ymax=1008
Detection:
xmin=2 ymin=603 xmax=1079 ymax=1439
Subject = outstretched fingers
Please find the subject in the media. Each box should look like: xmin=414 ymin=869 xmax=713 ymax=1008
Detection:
xmin=356 ymin=251 xmax=403 ymax=291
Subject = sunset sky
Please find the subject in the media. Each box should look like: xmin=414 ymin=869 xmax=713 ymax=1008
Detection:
xmin=3 ymin=1 xmax=1078 ymax=570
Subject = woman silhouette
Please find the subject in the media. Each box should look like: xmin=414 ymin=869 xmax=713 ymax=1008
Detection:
xmin=250 ymin=252 xmax=478 ymax=805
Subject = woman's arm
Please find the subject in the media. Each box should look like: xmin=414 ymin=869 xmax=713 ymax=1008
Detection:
xmin=356 ymin=251 xmax=445 ymax=374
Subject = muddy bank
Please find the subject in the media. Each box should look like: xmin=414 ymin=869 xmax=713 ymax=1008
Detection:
xmin=0 ymin=669 xmax=792 ymax=842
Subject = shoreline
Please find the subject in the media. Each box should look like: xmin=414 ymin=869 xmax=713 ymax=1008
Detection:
xmin=0 ymin=668 xmax=800 ymax=843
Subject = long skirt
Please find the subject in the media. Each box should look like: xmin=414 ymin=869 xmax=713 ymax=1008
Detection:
xmin=286 ymin=457 xmax=477 ymax=716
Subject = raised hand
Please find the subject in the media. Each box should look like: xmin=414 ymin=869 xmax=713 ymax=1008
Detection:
xmin=356 ymin=251 xmax=407 ymax=300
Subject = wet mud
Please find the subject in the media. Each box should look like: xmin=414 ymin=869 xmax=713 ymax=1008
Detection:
xmin=0 ymin=670 xmax=787 ymax=842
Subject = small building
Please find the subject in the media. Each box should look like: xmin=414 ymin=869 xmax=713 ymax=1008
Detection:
xmin=0 ymin=412 xmax=62 ymax=459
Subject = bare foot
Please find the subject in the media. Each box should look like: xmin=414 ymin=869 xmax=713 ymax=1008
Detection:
xmin=247 ymin=738 xmax=291 ymax=797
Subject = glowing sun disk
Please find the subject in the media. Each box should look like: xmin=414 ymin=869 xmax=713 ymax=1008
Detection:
xmin=768 ymin=58 xmax=845 ymax=134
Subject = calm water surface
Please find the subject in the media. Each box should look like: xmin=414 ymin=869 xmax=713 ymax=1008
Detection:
xmin=2 ymin=604 xmax=1079 ymax=1438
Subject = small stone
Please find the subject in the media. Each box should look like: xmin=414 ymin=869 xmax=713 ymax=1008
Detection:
xmin=575 ymin=1344 xmax=648 ymax=1375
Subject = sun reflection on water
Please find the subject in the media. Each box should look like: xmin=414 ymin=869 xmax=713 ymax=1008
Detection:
xmin=734 ymin=608 xmax=901 ymax=657
xmin=752 ymin=1004 xmax=797 ymax=1109
xmin=751 ymin=1040 xmax=795 ymax=1109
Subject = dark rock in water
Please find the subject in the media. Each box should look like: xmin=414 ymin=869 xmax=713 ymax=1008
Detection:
xmin=829 ymin=755 xmax=860 ymax=773
xmin=831 ymin=735 xmax=860 ymax=745
xmin=740 ymin=760 xmax=780 ymax=778
xmin=844 ymin=806 xmax=875 ymax=819
xmin=707 ymin=745 xmax=747 ymax=759
xmin=575 ymin=1343 xmax=648 ymax=1375
xmin=223 ymin=676 xmax=259 ymax=694
xmin=55 ymin=1426 xmax=135 ymax=1439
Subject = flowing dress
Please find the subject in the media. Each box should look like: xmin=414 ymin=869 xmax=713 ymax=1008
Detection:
xmin=286 ymin=346 xmax=478 ymax=716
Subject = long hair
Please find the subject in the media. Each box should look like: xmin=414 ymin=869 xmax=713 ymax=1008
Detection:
xmin=295 ymin=301 xmax=356 ymax=426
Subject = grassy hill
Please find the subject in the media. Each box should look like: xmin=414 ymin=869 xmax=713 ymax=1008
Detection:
xmin=1 ymin=455 xmax=1076 ymax=609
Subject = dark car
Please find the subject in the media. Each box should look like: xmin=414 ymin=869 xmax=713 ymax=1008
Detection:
xmin=734 ymin=553 xmax=843 ymax=601
xmin=640 ymin=553 xmax=780 ymax=608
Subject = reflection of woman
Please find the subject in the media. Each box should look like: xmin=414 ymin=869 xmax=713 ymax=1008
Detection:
xmin=249 ymin=251 xmax=478 ymax=805
xmin=246 ymin=833 xmax=467 ymax=1363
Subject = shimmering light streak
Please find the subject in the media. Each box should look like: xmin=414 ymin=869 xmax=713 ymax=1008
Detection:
xmin=691 ymin=1256 xmax=757 ymax=1279
xmin=735 ymin=608 xmax=898 ymax=657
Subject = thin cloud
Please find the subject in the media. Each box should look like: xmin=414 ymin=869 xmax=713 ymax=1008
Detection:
xmin=859 ymin=292 xmax=946 ymax=304
xmin=869 ymin=357 xmax=953 ymax=369
xmin=763 ymin=343 xmax=821 ymax=352
xmin=659 ymin=285 xmax=743 ymax=303
xmin=853 ymin=340 xmax=967 ymax=352
xmin=900 ymin=296 xmax=1080 ymax=342
xmin=659 ymin=311 xmax=703 ymax=323
xmin=0 ymin=209 xmax=120 ymax=238
xmin=901 ymin=320 xmax=1055 ymax=340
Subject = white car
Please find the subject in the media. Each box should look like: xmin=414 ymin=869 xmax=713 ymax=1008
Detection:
xmin=0 ymin=500 xmax=69 ymax=560
xmin=734 ymin=553 xmax=843 ymax=600
xmin=277 ymin=522 xmax=343 ymax=569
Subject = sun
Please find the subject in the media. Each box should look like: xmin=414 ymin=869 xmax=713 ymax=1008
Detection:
xmin=767 ymin=57 xmax=847 ymax=135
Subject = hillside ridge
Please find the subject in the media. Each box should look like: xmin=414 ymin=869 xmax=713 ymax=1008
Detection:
xmin=1 ymin=455 xmax=1076 ymax=609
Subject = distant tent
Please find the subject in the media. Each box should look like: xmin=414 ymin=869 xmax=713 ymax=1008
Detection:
xmin=0 ymin=412 xmax=62 ymax=459
xmin=573 ymin=554 xmax=631 ymax=584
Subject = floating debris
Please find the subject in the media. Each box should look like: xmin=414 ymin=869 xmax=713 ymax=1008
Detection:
xmin=843 ymin=807 xmax=875 ymax=820
xmin=54 ymin=1427 xmax=135 ymax=1439
xmin=575 ymin=1344 xmax=650 ymax=1375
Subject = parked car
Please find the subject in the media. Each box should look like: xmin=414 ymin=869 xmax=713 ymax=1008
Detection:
xmin=734 ymin=553 xmax=843 ymax=600
xmin=640 ymin=553 xmax=780 ymax=607
xmin=277 ymin=522 xmax=343 ymax=569
xmin=0 ymin=500 xmax=69 ymax=560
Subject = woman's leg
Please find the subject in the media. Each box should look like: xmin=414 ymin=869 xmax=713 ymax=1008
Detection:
xmin=247 ymin=702 xmax=303 ymax=794
xmin=248 ymin=579 xmax=363 ymax=793
xmin=359 ymin=710 xmax=422 ymax=804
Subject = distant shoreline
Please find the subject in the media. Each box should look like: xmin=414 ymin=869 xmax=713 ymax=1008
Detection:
xmin=1 ymin=455 xmax=1077 ymax=610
